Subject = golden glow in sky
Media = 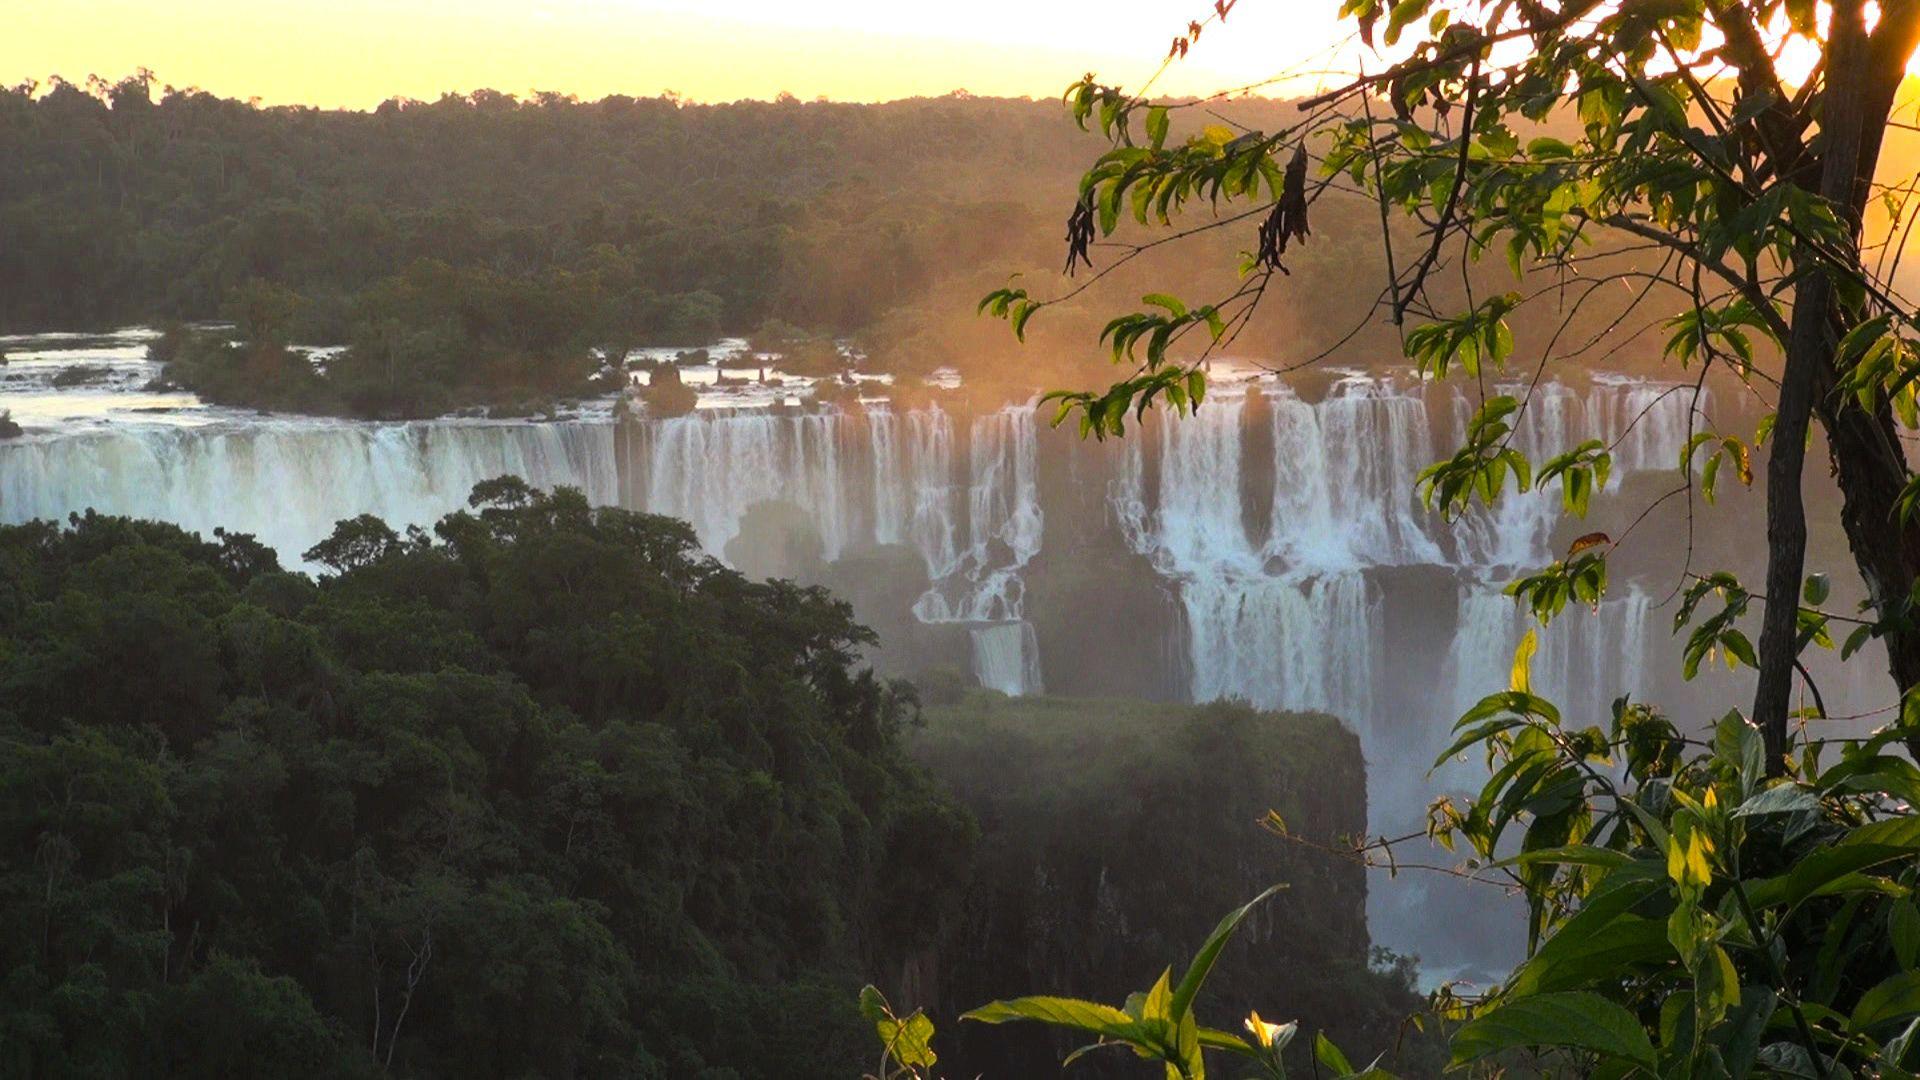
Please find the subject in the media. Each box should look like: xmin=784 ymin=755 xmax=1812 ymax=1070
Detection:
xmin=6 ymin=1 xmax=1355 ymax=108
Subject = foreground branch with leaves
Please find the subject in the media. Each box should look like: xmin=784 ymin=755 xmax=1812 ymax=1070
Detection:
xmin=927 ymin=0 xmax=1920 ymax=1074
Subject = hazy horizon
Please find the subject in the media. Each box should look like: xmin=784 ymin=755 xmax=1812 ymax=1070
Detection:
xmin=7 ymin=0 xmax=1361 ymax=110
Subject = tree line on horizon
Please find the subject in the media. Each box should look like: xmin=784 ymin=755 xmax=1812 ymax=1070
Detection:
xmin=0 ymin=71 xmax=1703 ymax=421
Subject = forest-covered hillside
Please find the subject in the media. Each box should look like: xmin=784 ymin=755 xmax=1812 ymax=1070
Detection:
xmin=0 ymin=73 xmax=1701 ymax=420
xmin=0 ymin=74 xmax=1089 ymax=338
xmin=0 ymin=75 xmax=1506 ymax=384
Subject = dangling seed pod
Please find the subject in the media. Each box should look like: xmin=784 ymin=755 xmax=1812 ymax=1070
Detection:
xmin=1064 ymin=193 xmax=1096 ymax=276
xmin=1255 ymin=144 xmax=1311 ymax=273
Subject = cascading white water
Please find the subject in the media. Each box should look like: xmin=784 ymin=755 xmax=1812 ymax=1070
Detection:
xmin=630 ymin=402 xmax=1046 ymax=695
xmin=1317 ymin=380 xmax=1447 ymax=566
xmin=971 ymin=621 xmax=1044 ymax=696
xmin=912 ymin=405 xmax=1045 ymax=694
xmin=0 ymin=419 xmax=619 ymax=563
xmin=1588 ymin=378 xmax=1712 ymax=475
xmin=1119 ymin=392 xmax=1383 ymax=728
xmin=637 ymin=409 xmax=856 ymax=558
xmin=2 ymin=348 xmax=1737 ymax=981
xmin=870 ymin=405 xmax=961 ymax=578
xmin=1441 ymin=586 xmax=1655 ymax=744
xmin=1182 ymin=571 xmax=1379 ymax=719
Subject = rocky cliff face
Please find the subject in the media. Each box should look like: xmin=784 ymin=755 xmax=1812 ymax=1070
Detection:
xmin=905 ymin=695 xmax=1429 ymax=1077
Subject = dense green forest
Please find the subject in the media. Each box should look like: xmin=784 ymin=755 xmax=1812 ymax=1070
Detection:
xmin=0 ymin=73 xmax=1099 ymax=359
xmin=0 ymin=485 xmax=1412 ymax=1077
xmin=0 ymin=483 xmax=972 ymax=1076
xmin=0 ymin=72 xmax=1075 ymax=338
xmin=0 ymin=73 xmax=1699 ymax=420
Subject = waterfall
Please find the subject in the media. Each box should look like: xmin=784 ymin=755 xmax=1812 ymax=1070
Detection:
xmin=971 ymin=621 xmax=1044 ymax=696
xmin=2 ymin=359 xmax=1746 ymax=982
xmin=629 ymin=402 xmax=1044 ymax=693
xmin=1588 ymin=379 xmax=1712 ymax=475
xmin=912 ymin=405 xmax=1045 ymax=687
xmin=1263 ymin=393 xmax=1343 ymax=568
xmin=1440 ymin=584 xmax=1656 ymax=753
xmin=1181 ymin=571 xmax=1379 ymax=721
xmin=909 ymin=405 xmax=1041 ymax=623
xmin=1119 ymin=394 xmax=1383 ymax=728
xmin=870 ymin=405 xmax=961 ymax=577
xmin=635 ymin=409 xmax=856 ymax=558
xmin=0 ymin=419 xmax=618 ymax=564
xmin=1317 ymin=379 xmax=1447 ymax=566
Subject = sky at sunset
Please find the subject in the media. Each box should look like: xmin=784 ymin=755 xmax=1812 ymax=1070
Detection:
xmin=6 ymin=1 xmax=1359 ymax=108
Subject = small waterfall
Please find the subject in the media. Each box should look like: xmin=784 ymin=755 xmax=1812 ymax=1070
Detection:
xmin=1119 ymin=395 xmax=1383 ymax=728
xmin=913 ymin=405 xmax=1045 ymax=686
xmin=1263 ymin=393 xmax=1343 ymax=568
xmin=869 ymin=407 xmax=905 ymax=544
xmin=1588 ymin=379 xmax=1712 ymax=475
xmin=1181 ymin=570 xmax=1379 ymax=722
xmin=971 ymin=621 xmax=1044 ymax=695
xmin=0 ymin=419 xmax=618 ymax=564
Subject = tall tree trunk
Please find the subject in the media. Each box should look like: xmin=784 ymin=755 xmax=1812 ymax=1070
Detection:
xmin=1754 ymin=0 xmax=1870 ymax=771
xmin=1824 ymin=399 xmax=1920 ymax=742
xmin=1815 ymin=9 xmax=1920 ymax=757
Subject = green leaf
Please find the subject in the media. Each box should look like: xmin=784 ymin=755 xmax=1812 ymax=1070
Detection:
xmin=859 ymin=984 xmax=888 ymax=1025
xmin=1844 ymin=816 xmax=1920 ymax=848
xmin=1142 ymin=967 xmax=1174 ymax=1022
xmin=1883 ymin=1015 xmax=1920 ymax=1073
xmin=1443 ymin=991 xmax=1658 ymax=1060
xmin=878 ymin=1011 xmax=938 ymax=1069
xmin=963 ymin=996 xmax=1137 ymax=1037
xmin=1893 ymin=900 xmax=1920 ymax=970
xmin=1146 ymin=105 xmax=1170 ymax=149
xmin=1169 ymin=884 xmax=1286 ymax=1023
xmin=1495 ymin=845 xmax=1645 ymax=872
xmin=1011 ymin=301 xmax=1037 ymax=341
xmin=1511 ymin=628 xmax=1538 ymax=693
xmin=1450 ymin=992 xmax=1658 ymax=1067
xmin=1142 ymin=292 xmax=1188 ymax=318
xmin=1505 ymin=885 xmax=1672 ymax=997
xmin=1853 ymin=971 xmax=1920 ymax=1034
xmin=1199 ymin=1026 xmax=1258 ymax=1056
xmin=1744 ymin=843 xmax=1915 ymax=909
xmin=1731 ymin=783 xmax=1819 ymax=818
xmin=1804 ymin=573 xmax=1831 ymax=606
xmin=1316 ymin=1030 xmax=1356 ymax=1074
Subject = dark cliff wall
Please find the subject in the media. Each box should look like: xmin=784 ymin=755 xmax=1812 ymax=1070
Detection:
xmin=904 ymin=695 xmax=1429 ymax=1077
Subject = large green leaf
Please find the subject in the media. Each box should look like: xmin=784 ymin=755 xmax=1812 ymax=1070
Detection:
xmin=1450 ymin=992 xmax=1658 ymax=1068
xmin=878 ymin=1011 xmax=937 ymax=1069
xmin=1841 ymin=816 xmax=1920 ymax=849
xmin=1731 ymin=783 xmax=1820 ymax=818
xmin=1745 ymin=844 xmax=1915 ymax=909
xmin=1506 ymin=915 xmax=1674 ymax=996
xmin=1196 ymin=1027 xmax=1256 ymax=1056
xmin=1853 ymin=971 xmax=1920 ymax=1034
xmin=963 ymin=995 xmax=1137 ymax=1038
xmin=1495 ymin=844 xmax=1649 ymax=872
xmin=1168 ymin=883 xmax=1286 ymax=1023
